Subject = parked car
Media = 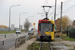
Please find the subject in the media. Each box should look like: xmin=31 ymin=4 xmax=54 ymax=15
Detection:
xmin=28 ymin=31 xmax=34 ymax=35
xmin=16 ymin=29 xmax=21 ymax=34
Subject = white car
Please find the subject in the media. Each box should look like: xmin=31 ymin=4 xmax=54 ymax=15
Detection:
xmin=16 ymin=29 xmax=21 ymax=34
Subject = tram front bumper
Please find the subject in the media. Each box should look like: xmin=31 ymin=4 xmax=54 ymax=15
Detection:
xmin=40 ymin=36 xmax=51 ymax=40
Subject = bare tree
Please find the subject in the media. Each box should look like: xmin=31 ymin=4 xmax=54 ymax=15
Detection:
xmin=24 ymin=19 xmax=31 ymax=31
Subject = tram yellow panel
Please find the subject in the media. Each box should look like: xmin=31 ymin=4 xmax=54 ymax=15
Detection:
xmin=45 ymin=32 xmax=54 ymax=40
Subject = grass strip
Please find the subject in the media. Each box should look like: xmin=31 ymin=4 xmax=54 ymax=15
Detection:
xmin=60 ymin=34 xmax=75 ymax=41
xmin=0 ymin=31 xmax=27 ymax=34
xmin=28 ymin=42 xmax=51 ymax=50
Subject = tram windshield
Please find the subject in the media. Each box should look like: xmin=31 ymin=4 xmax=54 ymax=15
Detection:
xmin=39 ymin=23 xmax=54 ymax=32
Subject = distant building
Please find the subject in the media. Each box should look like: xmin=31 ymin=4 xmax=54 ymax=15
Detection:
xmin=11 ymin=24 xmax=14 ymax=30
xmin=20 ymin=25 xmax=22 ymax=30
xmin=0 ymin=25 xmax=9 ymax=31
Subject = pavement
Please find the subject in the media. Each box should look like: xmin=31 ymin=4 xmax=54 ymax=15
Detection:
xmin=50 ymin=37 xmax=75 ymax=50
xmin=10 ymin=38 xmax=36 ymax=50
xmin=54 ymin=37 xmax=75 ymax=46
xmin=61 ymin=41 xmax=75 ymax=46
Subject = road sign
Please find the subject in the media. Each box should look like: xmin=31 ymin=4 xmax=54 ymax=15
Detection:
xmin=33 ymin=23 xmax=35 ymax=25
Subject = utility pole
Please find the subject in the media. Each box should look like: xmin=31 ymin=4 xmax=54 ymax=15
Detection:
xmin=54 ymin=0 xmax=57 ymax=24
xmin=60 ymin=2 xmax=63 ymax=33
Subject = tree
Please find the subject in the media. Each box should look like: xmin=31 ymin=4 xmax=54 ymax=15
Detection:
xmin=56 ymin=15 xmax=72 ymax=31
xmin=24 ymin=19 xmax=31 ymax=31
xmin=62 ymin=15 xmax=72 ymax=28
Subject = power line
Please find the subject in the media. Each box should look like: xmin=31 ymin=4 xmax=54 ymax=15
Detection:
xmin=49 ymin=0 xmax=73 ymax=17
xmin=63 ymin=5 xmax=75 ymax=13
xmin=57 ymin=4 xmax=75 ymax=15
xmin=53 ymin=0 xmax=72 ymax=13
xmin=54 ymin=0 xmax=71 ymax=15
xmin=38 ymin=0 xmax=73 ymax=18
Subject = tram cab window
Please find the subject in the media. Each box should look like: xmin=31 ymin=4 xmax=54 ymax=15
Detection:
xmin=39 ymin=23 xmax=54 ymax=32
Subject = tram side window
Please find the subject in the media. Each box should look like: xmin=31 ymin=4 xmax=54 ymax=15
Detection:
xmin=39 ymin=23 xmax=41 ymax=31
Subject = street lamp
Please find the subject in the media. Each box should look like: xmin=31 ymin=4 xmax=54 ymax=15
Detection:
xmin=19 ymin=12 xmax=27 ymax=29
xmin=9 ymin=5 xmax=20 ymax=32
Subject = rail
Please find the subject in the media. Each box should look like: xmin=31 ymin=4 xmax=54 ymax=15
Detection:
xmin=39 ymin=41 xmax=53 ymax=50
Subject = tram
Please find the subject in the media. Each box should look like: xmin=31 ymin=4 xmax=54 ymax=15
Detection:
xmin=37 ymin=18 xmax=55 ymax=40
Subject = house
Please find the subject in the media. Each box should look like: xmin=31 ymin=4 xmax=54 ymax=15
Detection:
xmin=55 ymin=18 xmax=60 ymax=31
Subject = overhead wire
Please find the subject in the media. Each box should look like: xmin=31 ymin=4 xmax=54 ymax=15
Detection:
xmin=49 ymin=0 xmax=73 ymax=17
xmin=42 ymin=0 xmax=52 ymax=18
xmin=63 ymin=4 xmax=75 ymax=13
xmin=48 ymin=5 xmax=61 ymax=17
xmin=57 ymin=1 xmax=75 ymax=15
xmin=38 ymin=0 xmax=73 ymax=18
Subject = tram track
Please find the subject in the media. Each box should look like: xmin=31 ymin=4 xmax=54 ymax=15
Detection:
xmin=39 ymin=41 xmax=53 ymax=50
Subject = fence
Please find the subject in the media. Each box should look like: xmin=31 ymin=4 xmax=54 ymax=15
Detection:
xmin=15 ymin=36 xmax=26 ymax=48
xmin=67 ymin=27 xmax=75 ymax=39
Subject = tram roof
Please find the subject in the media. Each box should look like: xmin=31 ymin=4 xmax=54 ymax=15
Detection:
xmin=38 ymin=19 xmax=54 ymax=24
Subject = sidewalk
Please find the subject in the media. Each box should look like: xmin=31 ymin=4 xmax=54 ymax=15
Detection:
xmin=54 ymin=37 xmax=75 ymax=46
xmin=55 ymin=33 xmax=75 ymax=46
xmin=10 ymin=38 xmax=36 ymax=50
xmin=61 ymin=41 xmax=75 ymax=46
xmin=52 ymin=37 xmax=75 ymax=50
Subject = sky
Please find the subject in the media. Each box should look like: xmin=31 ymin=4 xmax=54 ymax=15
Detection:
xmin=0 ymin=0 xmax=75 ymax=30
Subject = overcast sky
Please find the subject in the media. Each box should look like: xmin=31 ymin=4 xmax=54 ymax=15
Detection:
xmin=0 ymin=0 xmax=75 ymax=30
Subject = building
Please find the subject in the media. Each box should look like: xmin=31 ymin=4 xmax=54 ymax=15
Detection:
xmin=55 ymin=18 xmax=60 ymax=31
xmin=11 ymin=24 xmax=14 ymax=30
xmin=0 ymin=25 xmax=9 ymax=31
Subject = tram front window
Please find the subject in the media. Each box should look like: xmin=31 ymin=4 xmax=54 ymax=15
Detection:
xmin=40 ymin=23 xmax=54 ymax=32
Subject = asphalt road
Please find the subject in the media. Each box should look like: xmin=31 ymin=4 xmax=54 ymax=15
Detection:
xmin=0 ymin=33 xmax=14 ymax=37
xmin=0 ymin=32 xmax=29 ymax=50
